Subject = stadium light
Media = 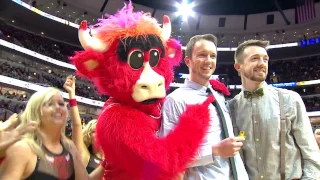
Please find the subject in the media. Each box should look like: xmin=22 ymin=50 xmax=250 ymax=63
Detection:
xmin=175 ymin=0 xmax=194 ymax=22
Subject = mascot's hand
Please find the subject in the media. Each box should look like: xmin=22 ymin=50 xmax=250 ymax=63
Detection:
xmin=186 ymin=95 xmax=214 ymax=110
xmin=202 ymin=95 xmax=215 ymax=106
xmin=183 ymin=95 xmax=214 ymax=124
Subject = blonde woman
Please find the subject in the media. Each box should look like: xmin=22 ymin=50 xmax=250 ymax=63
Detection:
xmin=0 ymin=87 xmax=89 ymax=180
xmin=63 ymin=76 xmax=104 ymax=174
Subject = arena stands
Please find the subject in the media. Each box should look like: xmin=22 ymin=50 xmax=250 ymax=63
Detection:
xmin=0 ymin=20 xmax=81 ymax=63
xmin=0 ymin=0 xmax=320 ymax=118
xmin=1 ymin=21 xmax=320 ymax=111
xmin=0 ymin=55 xmax=108 ymax=101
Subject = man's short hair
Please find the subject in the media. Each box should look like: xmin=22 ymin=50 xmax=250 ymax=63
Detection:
xmin=185 ymin=34 xmax=218 ymax=58
xmin=234 ymin=40 xmax=269 ymax=63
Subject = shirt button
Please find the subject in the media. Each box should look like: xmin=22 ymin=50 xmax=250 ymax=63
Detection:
xmin=261 ymin=175 xmax=264 ymax=178
xmin=259 ymin=157 xmax=262 ymax=160
xmin=256 ymin=139 xmax=260 ymax=142
xmin=254 ymin=121 xmax=257 ymax=124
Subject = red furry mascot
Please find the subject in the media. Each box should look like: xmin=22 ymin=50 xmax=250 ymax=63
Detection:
xmin=71 ymin=2 xmax=214 ymax=179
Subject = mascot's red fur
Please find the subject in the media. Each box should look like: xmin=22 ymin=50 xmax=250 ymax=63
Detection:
xmin=71 ymin=2 xmax=214 ymax=180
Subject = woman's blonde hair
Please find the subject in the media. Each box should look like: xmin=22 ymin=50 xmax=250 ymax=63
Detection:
xmin=20 ymin=87 xmax=67 ymax=158
xmin=82 ymin=119 xmax=97 ymax=148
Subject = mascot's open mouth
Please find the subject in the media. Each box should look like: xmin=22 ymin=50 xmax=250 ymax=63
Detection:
xmin=141 ymin=98 xmax=159 ymax=104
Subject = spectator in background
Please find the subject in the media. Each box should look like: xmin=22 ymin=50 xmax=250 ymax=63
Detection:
xmin=82 ymin=120 xmax=103 ymax=172
xmin=3 ymin=91 xmax=10 ymax=98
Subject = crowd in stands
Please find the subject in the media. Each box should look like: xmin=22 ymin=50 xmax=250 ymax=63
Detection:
xmin=1 ymin=20 xmax=320 ymax=85
xmin=0 ymin=98 xmax=25 ymax=120
xmin=0 ymin=60 xmax=108 ymax=101
xmin=0 ymin=92 xmax=26 ymax=121
xmin=1 ymin=20 xmax=320 ymax=112
xmin=0 ymin=87 xmax=28 ymax=101
xmin=0 ymin=20 xmax=82 ymax=63
xmin=303 ymin=96 xmax=320 ymax=111
xmin=269 ymin=56 xmax=320 ymax=82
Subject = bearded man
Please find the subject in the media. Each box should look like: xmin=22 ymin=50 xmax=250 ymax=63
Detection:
xmin=229 ymin=40 xmax=320 ymax=180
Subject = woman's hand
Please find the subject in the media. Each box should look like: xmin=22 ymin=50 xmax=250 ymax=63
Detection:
xmin=63 ymin=75 xmax=76 ymax=99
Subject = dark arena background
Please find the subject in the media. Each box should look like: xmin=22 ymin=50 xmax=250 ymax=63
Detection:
xmin=0 ymin=0 xmax=320 ymax=132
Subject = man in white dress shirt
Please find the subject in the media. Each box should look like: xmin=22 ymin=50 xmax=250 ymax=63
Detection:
xmin=158 ymin=34 xmax=248 ymax=180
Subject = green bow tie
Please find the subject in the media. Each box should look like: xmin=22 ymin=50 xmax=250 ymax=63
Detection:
xmin=244 ymin=88 xmax=264 ymax=99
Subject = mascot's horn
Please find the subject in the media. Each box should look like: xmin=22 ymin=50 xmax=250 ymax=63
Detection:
xmin=78 ymin=20 xmax=109 ymax=53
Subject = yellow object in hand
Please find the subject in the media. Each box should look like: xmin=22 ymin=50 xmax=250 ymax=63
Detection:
xmin=239 ymin=131 xmax=246 ymax=139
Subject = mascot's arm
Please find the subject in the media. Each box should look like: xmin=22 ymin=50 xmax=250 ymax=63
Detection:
xmin=99 ymin=96 xmax=214 ymax=178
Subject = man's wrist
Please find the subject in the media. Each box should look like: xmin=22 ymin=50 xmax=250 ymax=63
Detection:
xmin=212 ymin=143 xmax=220 ymax=156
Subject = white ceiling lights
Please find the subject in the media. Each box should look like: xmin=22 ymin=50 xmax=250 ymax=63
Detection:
xmin=175 ymin=0 xmax=195 ymax=22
